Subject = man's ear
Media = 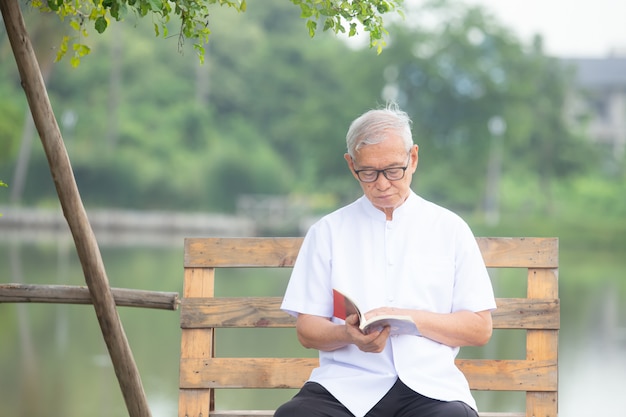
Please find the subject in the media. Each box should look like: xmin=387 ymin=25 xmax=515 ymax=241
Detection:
xmin=344 ymin=153 xmax=359 ymax=181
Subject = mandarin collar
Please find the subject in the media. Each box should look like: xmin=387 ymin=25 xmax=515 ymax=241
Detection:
xmin=358 ymin=191 xmax=421 ymax=222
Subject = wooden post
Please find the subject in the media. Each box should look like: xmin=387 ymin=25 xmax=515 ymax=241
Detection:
xmin=179 ymin=267 xmax=215 ymax=417
xmin=0 ymin=2 xmax=152 ymax=416
xmin=526 ymin=267 xmax=559 ymax=417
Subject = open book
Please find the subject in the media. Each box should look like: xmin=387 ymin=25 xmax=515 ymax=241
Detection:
xmin=332 ymin=289 xmax=420 ymax=336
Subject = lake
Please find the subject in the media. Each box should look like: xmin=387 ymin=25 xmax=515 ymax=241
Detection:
xmin=0 ymin=230 xmax=624 ymax=416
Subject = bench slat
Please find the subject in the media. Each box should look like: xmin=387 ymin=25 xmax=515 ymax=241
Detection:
xmin=180 ymin=297 xmax=559 ymax=330
xmin=210 ymin=412 xmax=276 ymax=417
xmin=456 ymin=359 xmax=557 ymax=391
xmin=476 ymin=237 xmax=558 ymax=268
xmin=185 ymin=237 xmax=302 ymax=268
xmin=492 ymin=298 xmax=559 ymax=329
xmin=180 ymin=357 xmax=315 ymax=389
xmin=180 ymin=358 xmax=557 ymax=391
xmin=207 ymin=412 xmax=525 ymax=417
xmin=185 ymin=237 xmax=558 ymax=269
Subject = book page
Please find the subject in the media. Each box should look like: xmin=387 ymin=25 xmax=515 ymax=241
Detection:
xmin=362 ymin=315 xmax=420 ymax=336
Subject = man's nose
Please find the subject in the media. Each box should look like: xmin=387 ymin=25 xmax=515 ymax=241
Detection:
xmin=374 ymin=173 xmax=392 ymax=188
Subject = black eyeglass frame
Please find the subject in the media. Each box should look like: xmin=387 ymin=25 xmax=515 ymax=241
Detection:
xmin=352 ymin=153 xmax=411 ymax=183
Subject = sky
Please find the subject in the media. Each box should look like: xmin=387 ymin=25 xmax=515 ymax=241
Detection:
xmin=464 ymin=0 xmax=626 ymax=57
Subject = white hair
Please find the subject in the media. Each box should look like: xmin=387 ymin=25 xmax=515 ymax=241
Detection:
xmin=346 ymin=102 xmax=414 ymax=158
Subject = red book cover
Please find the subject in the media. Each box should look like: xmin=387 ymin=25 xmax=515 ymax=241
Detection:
xmin=333 ymin=289 xmax=348 ymax=320
xmin=332 ymin=289 xmax=360 ymax=321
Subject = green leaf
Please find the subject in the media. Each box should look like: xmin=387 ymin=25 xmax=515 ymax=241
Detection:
xmin=73 ymin=43 xmax=91 ymax=57
xmin=94 ymin=16 xmax=108 ymax=33
xmin=306 ymin=20 xmax=317 ymax=38
xmin=147 ymin=0 xmax=163 ymax=12
xmin=377 ymin=1 xmax=391 ymax=13
xmin=109 ymin=0 xmax=120 ymax=19
xmin=193 ymin=44 xmax=206 ymax=64
xmin=54 ymin=35 xmax=69 ymax=63
xmin=300 ymin=3 xmax=314 ymax=18
xmin=323 ymin=18 xmax=334 ymax=31
xmin=349 ymin=22 xmax=357 ymax=37
xmin=47 ymin=0 xmax=59 ymax=11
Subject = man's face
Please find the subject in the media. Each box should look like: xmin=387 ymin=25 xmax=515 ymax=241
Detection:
xmin=344 ymin=134 xmax=418 ymax=219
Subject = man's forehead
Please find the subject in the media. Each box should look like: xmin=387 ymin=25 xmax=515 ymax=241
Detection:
xmin=354 ymin=146 xmax=408 ymax=166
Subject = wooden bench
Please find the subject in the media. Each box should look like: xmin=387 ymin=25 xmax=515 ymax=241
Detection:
xmin=178 ymin=237 xmax=559 ymax=417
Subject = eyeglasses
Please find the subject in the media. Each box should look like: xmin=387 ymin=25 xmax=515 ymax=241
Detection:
xmin=353 ymin=154 xmax=411 ymax=183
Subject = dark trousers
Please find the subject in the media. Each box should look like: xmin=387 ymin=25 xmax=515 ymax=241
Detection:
xmin=274 ymin=379 xmax=478 ymax=417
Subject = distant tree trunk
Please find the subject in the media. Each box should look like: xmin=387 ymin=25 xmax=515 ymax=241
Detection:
xmin=10 ymin=22 xmax=56 ymax=205
xmin=539 ymin=171 xmax=554 ymax=216
xmin=484 ymin=117 xmax=506 ymax=226
xmin=9 ymin=110 xmax=35 ymax=205
xmin=108 ymin=24 xmax=122 ymax=150
xmin=484 ymin=133 xmax=502 ymax=226
xmin=0 ymin=2 xmax=152 ymax=417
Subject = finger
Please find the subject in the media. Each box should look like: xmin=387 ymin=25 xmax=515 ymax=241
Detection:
xmin=345 ymin=314 xmax=360 ymax=326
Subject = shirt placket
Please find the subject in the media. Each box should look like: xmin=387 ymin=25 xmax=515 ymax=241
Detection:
xmin=385 ymin=220 xmax=395 ymax=306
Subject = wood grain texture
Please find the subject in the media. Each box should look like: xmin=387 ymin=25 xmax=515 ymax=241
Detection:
xmin=180 ymin=357 xmax=556 ymax=392
xmin=207 ymin=410 xmax=526 ymax=417
xmin=185 ymin=237 xmax=302 ymax=268
xmin=525 ymin=268 xmax=559 ymax=417
xmin=476 ymin=237 xmax=558 ymax=268
xmin=180 ymin=297 xmax=559 ymax=330
xmin=0 ymin=283 xmax=179 ymax=310
xmin=185 ymin=237 xmax=558 ymax=269
xmin=179 ymin=268 xmax=215 ymax=417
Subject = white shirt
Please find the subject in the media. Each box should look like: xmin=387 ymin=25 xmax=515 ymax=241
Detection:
xmin=281 ymin=191 xmax=497 ymax=417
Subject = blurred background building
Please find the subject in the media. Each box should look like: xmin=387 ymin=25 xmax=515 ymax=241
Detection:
xmin=564 ymin=55 xmax=626 ymax=160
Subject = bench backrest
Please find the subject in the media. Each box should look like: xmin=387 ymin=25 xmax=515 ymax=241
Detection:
xmin=179 ymin=237 xmax=559 ymax=417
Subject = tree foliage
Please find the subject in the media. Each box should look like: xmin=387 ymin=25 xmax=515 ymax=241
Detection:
xmin=0 ymin=0 xmax=614 ymax=218
xmin=31 ymin=0 xmax=402 ymax=66
xmin=377 ymin=1 xmax=599 ymax=211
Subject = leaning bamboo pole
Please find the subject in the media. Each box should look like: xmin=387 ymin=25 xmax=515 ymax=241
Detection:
xmin=0 ymin=2 xmax=152 ymax=416
xmin=0 ymin=284 xmax=180 ymax=311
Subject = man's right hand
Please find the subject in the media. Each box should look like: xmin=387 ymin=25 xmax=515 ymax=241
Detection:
xmin=295 ymin=313 xmax=390 ymax=353
xmin=345 ymin=314 xmax=390 ymax=353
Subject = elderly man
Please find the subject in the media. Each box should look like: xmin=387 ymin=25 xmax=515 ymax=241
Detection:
xmin=276 ymin=103 xmax=496 ymax=417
